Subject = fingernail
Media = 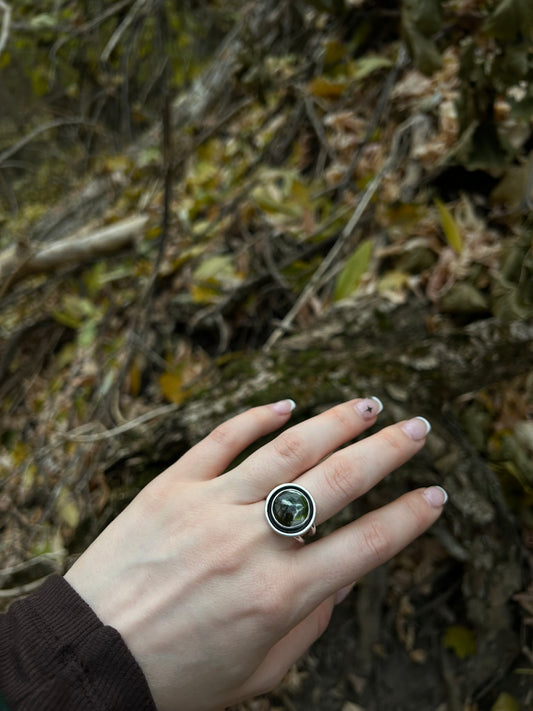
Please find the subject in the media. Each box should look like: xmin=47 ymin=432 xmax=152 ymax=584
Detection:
xmin=334 ymin=583 xmax=355 ymax=605
xmin=423 ymin=485 xmax=448 ymax=508
xmin=354 ymin=396 xmax=383 ymax=419
xmin=271 ymin=399 xmax=296 ymax=415
xmin=401 ymin=416 xmax=431 ymax=441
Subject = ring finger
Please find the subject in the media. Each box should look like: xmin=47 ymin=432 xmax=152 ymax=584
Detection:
xmin=297 ymin=416 xmax=431 ymax=525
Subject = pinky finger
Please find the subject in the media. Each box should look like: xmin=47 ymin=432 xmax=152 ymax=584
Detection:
xmin=298 ymin=486 xmax=448 ymax=610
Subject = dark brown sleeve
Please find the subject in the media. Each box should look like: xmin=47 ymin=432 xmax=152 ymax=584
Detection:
xmin=0 ymin=575 xmax=157 ymax=711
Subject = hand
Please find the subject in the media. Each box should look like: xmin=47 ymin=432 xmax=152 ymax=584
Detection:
xmin=65 ymin=397 xmax=446 ymax=711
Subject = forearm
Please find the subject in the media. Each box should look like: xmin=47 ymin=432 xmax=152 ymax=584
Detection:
xmin=0 ymin=575 xmax=156 ymax=711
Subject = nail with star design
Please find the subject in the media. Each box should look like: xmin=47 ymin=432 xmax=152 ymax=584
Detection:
xmin=353 ymin=396 xmax=383 ymax=420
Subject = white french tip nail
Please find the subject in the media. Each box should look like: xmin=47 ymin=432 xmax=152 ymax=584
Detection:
xmin=370 ymin=396 xmax=384 ymax=414
xmin=271 ymin=398 xmax=296 ymax=415
xmin=417 ymin=416 xmax=432 ymax=435
xmin=423 ymin=485 xmax=448 ymax=507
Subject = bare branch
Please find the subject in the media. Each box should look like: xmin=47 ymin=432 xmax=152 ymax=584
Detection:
xmin=0 ymin=214 xmax=149 ymax=284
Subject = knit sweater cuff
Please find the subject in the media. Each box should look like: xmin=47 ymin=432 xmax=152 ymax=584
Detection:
xmin=0 ymin=574 xmax=156 ymax=711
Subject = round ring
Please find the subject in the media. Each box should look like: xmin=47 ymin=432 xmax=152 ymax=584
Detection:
xmin=265 ymin=483 xmax=316 ymax=540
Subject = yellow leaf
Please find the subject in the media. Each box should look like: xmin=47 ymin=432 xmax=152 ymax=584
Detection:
xmin=491 ymin=692 xmax=520 ymax=711
xmin=334 ymin=239 xmax=373 ymax=301
xmin=128 ymin=359 xmax=142 ymax=397
xmin=443 ymin=625 xmax=476 ymax=658
xmin=190 ymin=284 xmax=219 ymax=304
xmin=102 ymin=155 xmax=132 ymax=173
xmin=435 ymin=198 xmax=463 ymax=253
xmin=146 ymin=225 xmax=162 ymax=240
xmin=159 ymin=372 xmax=185 ymax=404
xmin=323 ymin=39 xmax=346 ymax=67
xmin=0 ymin=51 xmax=11 ymax=69
xmin=308 ymin=76 xmax=349 ymax=99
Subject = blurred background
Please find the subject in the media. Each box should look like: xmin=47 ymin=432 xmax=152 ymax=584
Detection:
xmin=0 ymin=1 xmax=532 ymax=709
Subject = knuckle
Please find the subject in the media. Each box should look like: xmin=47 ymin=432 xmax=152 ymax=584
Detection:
xmin=328 ymin=404 xmax=355 ymax=432
xmin=272 ymin=430 xmax=307 ymax=466
xmin=361 ymin=517 xmax=390 ymax=566
xmin=404 ymin=494 xmax=428 ymax=529
xmin=208 ymin=421 xmax=236 ymax=449
xmin=379 ymin=428 xmax=404 ymax=454
xmin=322 ymin=454 xmax=354 ymax=499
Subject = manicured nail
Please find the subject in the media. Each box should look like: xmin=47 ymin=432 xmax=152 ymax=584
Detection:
xmin=354 ymin=396 xmax=383 ymax=419
xmin=401 ymin=416 xmax=431 ymax=440
xmin=271 ymin=399 xmax=296 ymax=415
xmin=423 ymin=486 xmax=448 ymax=508
xmin=334 ymin=583 xmax=355 ymax=605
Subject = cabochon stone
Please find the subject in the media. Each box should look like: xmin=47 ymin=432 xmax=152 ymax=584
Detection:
xmin=272 ymin=489 xmax=310 ymax=528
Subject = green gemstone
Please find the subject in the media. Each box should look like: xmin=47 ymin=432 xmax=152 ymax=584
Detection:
xmin=272 ymin=489 xmax=310 ymax=529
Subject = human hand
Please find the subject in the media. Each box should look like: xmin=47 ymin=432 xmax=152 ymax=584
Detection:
xmin=65 ymin=397 xmax=447 ymax=711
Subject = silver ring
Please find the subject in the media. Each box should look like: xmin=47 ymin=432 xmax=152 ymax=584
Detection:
xmin=265 ymin=483 xmax=316 ymax=541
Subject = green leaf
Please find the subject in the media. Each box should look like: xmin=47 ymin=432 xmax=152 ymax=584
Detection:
xmin=333 ymin=239 xmax=373 ymax=301
xmin=349 ymin=55 xmax=392 ymax=82
xmin=435 ymin=199 xmax=463 ymax=254
xmin=30 ymin=14 xmax=58 ymax=30
xmin=193 ymin=255 xmax=238 ymax=284
xmin=443 ymin=625 xmax=477 ymax=659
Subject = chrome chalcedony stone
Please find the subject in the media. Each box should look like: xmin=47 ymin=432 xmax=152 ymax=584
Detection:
xmin=265 ymin=483 xmax=316 ymax=537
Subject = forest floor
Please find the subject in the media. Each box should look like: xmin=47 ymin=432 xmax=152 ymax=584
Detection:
xmin=1 ymin=2 xmax=533 ymax=710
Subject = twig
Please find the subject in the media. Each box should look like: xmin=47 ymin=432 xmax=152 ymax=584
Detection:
xmin=0 ymin=1 xmax=11 ymax=59
xmin=0 ymin=118 xmax=89 ymax=167
xmin=263 ymin=114 xmax=424 ymax=351
xmin=0 ymin=576 xmax=51 ymax=599
xmin=302 ymin=92 xmax=337 ymax=163
xmin=61 ymin=403 xmax=179 ymax=443
xmin=0 ymin=553 xmax=64 ymax=581
xmin=101 ymin=0 xmax=151 ymax=63
xmin=333 ymin=45 xmax=408 ymax=201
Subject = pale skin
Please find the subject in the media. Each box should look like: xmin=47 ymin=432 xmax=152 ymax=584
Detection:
xmin=65 ymin=397 xmax=447 ymax=711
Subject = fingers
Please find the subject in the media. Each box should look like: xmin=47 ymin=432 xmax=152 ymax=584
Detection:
xmin=162 ymin=399 xmax=296 ymax=482
xmin=298 ymin=417 xmax=431 ymax=524
xmin=297 ymin=486 xmax=447 ymax=610
xmin=227 ymin=397 xmax=383 ymax=501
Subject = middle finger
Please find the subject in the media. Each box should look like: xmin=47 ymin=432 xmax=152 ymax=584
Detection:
xmin=227 ymin=397 xmax=383 ymax=502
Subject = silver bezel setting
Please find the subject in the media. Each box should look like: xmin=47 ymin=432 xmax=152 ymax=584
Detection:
xmin=265 ymin=483 xmax=316 ymax=538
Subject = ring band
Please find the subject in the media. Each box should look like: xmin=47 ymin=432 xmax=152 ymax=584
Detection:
xmin=265 ymin=483 xmax=316 ymax=541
